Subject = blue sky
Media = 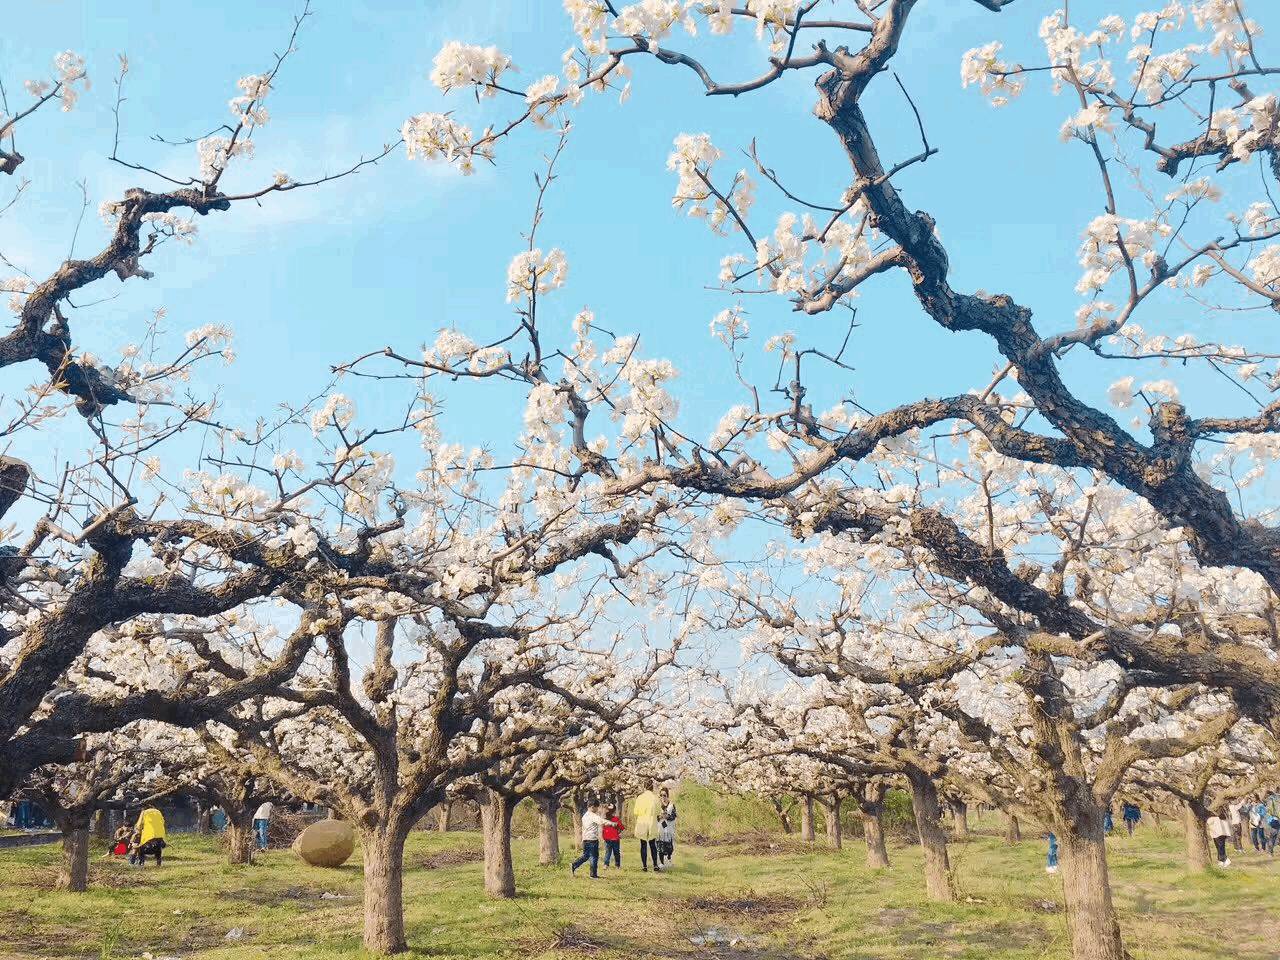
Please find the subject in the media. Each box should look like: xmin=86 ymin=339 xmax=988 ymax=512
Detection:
xmin=4 ymin=0 xmax=1280 ymax=492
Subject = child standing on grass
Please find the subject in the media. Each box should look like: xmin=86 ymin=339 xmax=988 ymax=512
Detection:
xmin=1045 ymin=832 xmax=1059 ymax=874
xmin=602 ymin=805 xmax=624 ymax=869
xmin=571 ymin=801 xmax=605 ymax=879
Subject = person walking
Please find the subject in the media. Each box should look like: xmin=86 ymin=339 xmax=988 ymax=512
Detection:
xmin=253 ymin=800 xmax=274 ymax=851
xmin=657 ymin=787 xmax=677 ymax=867
xmin=602 ymin=805 xmax=624 ymax=869
xmin=633 ymin=780 xmax=662 ymax=872
xmin=1207 ymin=811 xmax=1232 ymax=867
xmin=571 ymin=800 xmax=606 ymax=879
xmin=1228 ymin=801 xmax=1244 ymax=852
xmin=1250 ymin=797 xmax=1266 ymax=850
xmin=1045 ymin=832 xmax=1059 ymax=874
xmin=1121 ymin=802 xmax=1141 ymax=836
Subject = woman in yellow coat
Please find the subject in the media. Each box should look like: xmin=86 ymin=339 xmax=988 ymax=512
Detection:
xmin=130 ymin=808 xmax=167 ymax=866
xmin=632 ymin=780 xmax=662 ymax=871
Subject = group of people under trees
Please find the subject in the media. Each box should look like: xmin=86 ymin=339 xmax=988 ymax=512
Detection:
xmin=572 ymin=782 xmax=677 ymax=879
xmin=7 ymin=4 xmax=1280 ymax=960
xmin=1205 ymin=795 xmax=1280 ymax=866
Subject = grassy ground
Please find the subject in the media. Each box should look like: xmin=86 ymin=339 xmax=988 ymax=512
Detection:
xmin=1 ymin=809 xmax=1277 ymax=960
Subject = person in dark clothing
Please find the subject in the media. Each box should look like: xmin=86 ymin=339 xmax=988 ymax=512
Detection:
xmin=1121 ymin=802 xmax=1141 ymax=836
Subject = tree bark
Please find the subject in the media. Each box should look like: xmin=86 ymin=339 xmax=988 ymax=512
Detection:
xmin=361 ymin=822 xmax=410 ymax=955
xmin=771 ymin=796 xmax=794 ymax=833
xmin=435 ymin=801 xmax=452 ymax=833
xmin=906 ymin=771 xmax=953 ymax=902
xmin=862 ymin=807 xmax=890 ymax=868
xmin=951 ymin=798 xmax=970 ymax=840
xmin=1059 ymin=820 xmax=1126 ymax=960
xmin=94 ymin=809 xmax=111 ymax=841
xmin=800 ymin=793 xmax=815 ymax=842
xmin=1003 ymin=814 xmax=1024 ymax=844
xmin=571 ymin=789 xmax=585 ymax=847
xmin=57 ymin=826 xmax=90 ymax=892
xmin=1182 ymin=802 xmax=1212 ymax=873
xmin=821 ymin=794 xmax=842 ymax=849
xmin=537 ymin=796 xmax=560 ymax=866
xmin=226 ymin=811 xmax=256 ymax=865
xmin=480 ymin=790 xmax=516 ymax=899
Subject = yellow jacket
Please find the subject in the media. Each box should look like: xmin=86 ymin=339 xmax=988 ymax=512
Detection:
xmin=136 ymin=808 xmax=166 ymax=845
xmin=633 ymin=791 xmax=660 ymax=841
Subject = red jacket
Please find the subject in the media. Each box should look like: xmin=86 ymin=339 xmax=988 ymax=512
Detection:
xmin=602 ymin=816 xmax=624 ymax=841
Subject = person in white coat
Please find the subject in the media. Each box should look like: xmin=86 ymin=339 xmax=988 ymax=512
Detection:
xmin=1207 ymin=811 xmax=1232 ymax=867
xmin=253 ymin=801 xmax=274 ymax=851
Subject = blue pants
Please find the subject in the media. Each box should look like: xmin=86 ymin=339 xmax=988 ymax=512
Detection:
xmin=572 ymin=840 xmax=599 ymax=877
xmin=603 ymin=839 xmax=621 ymax=866
xmin=254 ymin=818 xmax=270 ymax=850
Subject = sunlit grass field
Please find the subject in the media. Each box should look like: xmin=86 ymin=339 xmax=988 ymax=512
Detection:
xmin=1 ymin=804 xmax=1276 ymax=960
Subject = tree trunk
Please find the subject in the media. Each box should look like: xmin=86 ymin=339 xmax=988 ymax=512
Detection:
xmin=862 ymin=808 xmax=890 ymax=868
xmin=537 ymin=796 xmax=560 ymax=866
xmin=361 ymin=822 xmax=410 ymax=955
xmin=435 ymin=801 xmax=452 ymax=833
xmin=226 ymin=812 xmax=255 ymax=865
xmin=906 ymin=771 xmax=953 ymax=902
xmin=480 ymin=790 xmax=516 ymax=899
xmin=57 ymin=826 xmax=90 ymax=892
xmin=800 ymin=793 xmax=815 ymax=842
xmin=821 ymin=794 xmax=842 ymax=850
xmin=571 ymin=789 xmax=586 ymax=847
xmin=94 ymin=809 xmax=112 ymax=841
xmin=951 ymin=798 xmax=970 ymax=840
xmin=1004 ymin=813 xmax=1021 ymax=844
xmin=771 ymin=796 xmax=794 ymax=834
xmin=1182 ymin=802 xmax=1212 ymax=873
xmin=1059 ymin=819 xmax=1126 ymax=960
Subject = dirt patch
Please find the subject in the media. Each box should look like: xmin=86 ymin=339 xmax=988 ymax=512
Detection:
xmin=3 ymin=909 xmax=89 ymax=958
xmin=704 ymin=833 xmax=812 ymax=858
xmin=220 ymin=884 xmax=330 ymax=909
xmin=687 ymin=893 xmax=802 ymax=917
xmin=24 ymin=862 xmax=157 ymax=892
xmin=411 ymin=847 xmax=484 ymax=870
xmin=875 ymin=907 xmax=915 ymax=928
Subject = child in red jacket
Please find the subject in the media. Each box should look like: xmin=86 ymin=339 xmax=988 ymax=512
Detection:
xmin=602 ymin=805 xmax=624 ymax=868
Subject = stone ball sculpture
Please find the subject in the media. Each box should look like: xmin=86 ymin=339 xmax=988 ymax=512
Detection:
xmin=293 ymin=819 xmax=356 ymax=867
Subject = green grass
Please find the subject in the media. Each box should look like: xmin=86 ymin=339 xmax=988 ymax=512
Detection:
xmin=1 ymin=808 xmax=1277 ymax=959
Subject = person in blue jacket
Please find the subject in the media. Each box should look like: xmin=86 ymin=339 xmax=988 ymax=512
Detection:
xmin=1121 ymin=802 xmax=1141 ymax=836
